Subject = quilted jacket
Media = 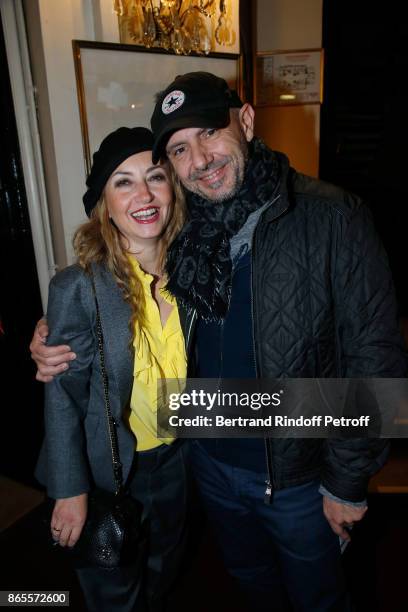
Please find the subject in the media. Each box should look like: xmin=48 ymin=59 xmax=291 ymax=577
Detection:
xmin=252 ymin=151 xmax=406 ymax=501
xmin=180 ymin=150 xmax=407 ymax=502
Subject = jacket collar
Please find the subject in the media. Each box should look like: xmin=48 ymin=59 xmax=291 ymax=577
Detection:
xmin=262 ymin=151 xmax=292 ymax=223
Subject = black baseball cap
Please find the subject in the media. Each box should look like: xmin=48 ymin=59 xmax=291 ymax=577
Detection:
xmin=83 ymin=127 xmax=154 ymax=216
xmin=151 ymin=71 xmax=243 ymax=164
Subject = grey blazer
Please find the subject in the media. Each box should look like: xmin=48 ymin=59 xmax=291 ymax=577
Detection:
xmin=35 ymin=263 xmax=137 ymax=499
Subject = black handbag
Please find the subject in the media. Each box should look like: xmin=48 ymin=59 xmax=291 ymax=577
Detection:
xmin=71 ymin=488 xmax=145 ymax=569
xmin=54 ymin=280 xmax=146 ymax=570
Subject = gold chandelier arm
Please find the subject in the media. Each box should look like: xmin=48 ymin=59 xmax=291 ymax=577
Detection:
xmin=115 ymin=0 xmax=234 ymax=53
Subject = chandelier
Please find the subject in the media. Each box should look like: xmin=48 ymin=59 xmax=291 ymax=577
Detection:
xmin=113 ymin=0 xmax=236 ymax=55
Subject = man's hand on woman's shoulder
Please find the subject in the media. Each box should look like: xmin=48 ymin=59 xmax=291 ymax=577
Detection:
xmin=29 ymin=317 xmax=76 ymax=382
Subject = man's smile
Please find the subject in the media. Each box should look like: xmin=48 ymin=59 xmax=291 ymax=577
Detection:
xmin=190 ymin=160 xmax=230 ymax=190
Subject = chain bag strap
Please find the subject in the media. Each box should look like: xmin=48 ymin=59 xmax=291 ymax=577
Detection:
xmin=92 ymin=276 xmax=124 ymax=494
xmin=61 ymin=273 xmax=146 ymax=569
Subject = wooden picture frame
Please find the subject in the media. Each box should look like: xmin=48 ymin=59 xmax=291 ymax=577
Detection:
xmin=72 ymin=40 xmax=241 ymax=175
xmin=255 ymin=48 xmax=324 ymax=107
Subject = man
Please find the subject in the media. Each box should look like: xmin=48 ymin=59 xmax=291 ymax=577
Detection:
xmin=31 ymin=72 xmax=406 ymax=611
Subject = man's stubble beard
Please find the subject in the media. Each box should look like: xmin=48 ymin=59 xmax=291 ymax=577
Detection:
xmin=181 ymin=129 xmax=249 ymax=203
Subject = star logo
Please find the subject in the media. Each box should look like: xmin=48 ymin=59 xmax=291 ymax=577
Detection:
xmin=162 ymin=90 xmax=185 ymax=114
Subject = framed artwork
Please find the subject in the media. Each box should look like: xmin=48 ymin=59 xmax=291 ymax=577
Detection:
xmin=72 ymin=40 xmax=241 ymax=175
xmin=255 ymin=48 xmax=324 ymax=107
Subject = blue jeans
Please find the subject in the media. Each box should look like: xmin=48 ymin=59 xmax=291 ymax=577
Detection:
xmin=190 ymin=441 xmax=350 ymax=612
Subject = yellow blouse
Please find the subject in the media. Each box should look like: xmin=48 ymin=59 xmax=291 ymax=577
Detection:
xmin=128 ymin=258 xmax=187 ymax=451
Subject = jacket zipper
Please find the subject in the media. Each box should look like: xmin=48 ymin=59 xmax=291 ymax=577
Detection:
xmin=218 ymin=321 xmax=224 ymax=384
xmin=250 ymin=194 xmax=288 ymax=504
xmin=250 ymin=229 xmax=274 ymax=504
xmin=185 ymin=309 xmax=197 ymax=358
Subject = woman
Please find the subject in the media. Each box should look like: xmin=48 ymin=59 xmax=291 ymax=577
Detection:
xmin=35 ymin=127 xmax=192 ymax=612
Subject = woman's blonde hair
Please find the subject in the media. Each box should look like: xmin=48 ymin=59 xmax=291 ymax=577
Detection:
xmin=73 ymin=163 xmax=186 ymax=336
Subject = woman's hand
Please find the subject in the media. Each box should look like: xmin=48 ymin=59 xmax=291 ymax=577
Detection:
xmin=51 ymin=493 xmax=88 ymax=547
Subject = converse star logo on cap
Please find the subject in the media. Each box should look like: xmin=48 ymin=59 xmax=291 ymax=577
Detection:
xmin=162 ymin=90 xmax=185 ymax=115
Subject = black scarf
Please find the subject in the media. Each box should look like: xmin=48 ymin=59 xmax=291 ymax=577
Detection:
xmin=165 ymin=138 xmax=281 ymax=321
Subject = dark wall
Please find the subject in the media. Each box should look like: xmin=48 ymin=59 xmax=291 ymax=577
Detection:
xmin=320 ymin=0 xmax=408 ymax=315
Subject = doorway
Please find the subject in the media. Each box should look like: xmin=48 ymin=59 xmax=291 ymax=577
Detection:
xmin=0 ymin=17 xmax=44 ymax=485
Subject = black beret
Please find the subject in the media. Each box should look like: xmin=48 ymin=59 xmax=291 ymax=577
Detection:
xmin=83 ymin=127 xmax=154 ymax=216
